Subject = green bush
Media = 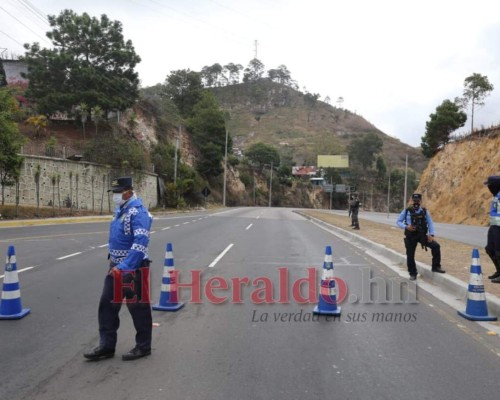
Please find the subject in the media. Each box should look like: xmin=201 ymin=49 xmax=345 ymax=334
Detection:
xmin=84 ymin=134 xmax=148 ymax=171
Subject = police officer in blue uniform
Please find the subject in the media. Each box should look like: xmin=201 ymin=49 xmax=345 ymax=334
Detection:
xmin=485 ymin=176 xmax=500 ymax=284
xmin=84 ymin=177 xmax=154 ymax=361
xmin=397 ymin=193 xmax=446 ymax=280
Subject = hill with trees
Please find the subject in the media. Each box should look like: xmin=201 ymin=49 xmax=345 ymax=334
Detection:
xmin=1 ymin=8 xmax=433 ymax=212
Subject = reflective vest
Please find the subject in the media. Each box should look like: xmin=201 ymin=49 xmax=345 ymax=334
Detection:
xmin=490 ymin=193 xmax=500 ymax=226
xmin=404 ymin=207 xmax=428 ymax=235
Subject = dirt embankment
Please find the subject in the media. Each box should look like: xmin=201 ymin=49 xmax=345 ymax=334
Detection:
xmin=417 ymin=135 xmax=500 ymax=226
xmin=303 ymin=210 xmax=500 ymax=299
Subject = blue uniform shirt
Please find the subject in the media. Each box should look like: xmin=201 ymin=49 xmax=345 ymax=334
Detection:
xmin=490 ymin=191 xmax=500 ymax=226
xmin=108 ymin=196 xmax=153 ymax=271
xmin=396 ymin=207 xmax=436 ymax=236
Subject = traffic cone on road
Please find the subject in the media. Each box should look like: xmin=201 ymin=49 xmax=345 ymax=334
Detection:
xmin=313 ymin=246 xmax=341 ymax=315
xmin=153 ymin=243 xmax=185 ymax=311
xmin=458 ymin=249 xmax=497 ymax=321
xmin=0 ymin=245 xmax=30 ymax=320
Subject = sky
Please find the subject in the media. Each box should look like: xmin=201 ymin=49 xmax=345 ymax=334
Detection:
xmin=2 ymin=0 xmax=500 ymax=147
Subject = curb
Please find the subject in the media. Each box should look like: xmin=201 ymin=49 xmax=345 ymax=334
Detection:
xmin=296 ymin=211 xmax=500 ymax=318
xmin=0 ymin=215 xmax=113 ymax=228
xmin=0 ymin=208 xmax=220 ymax=228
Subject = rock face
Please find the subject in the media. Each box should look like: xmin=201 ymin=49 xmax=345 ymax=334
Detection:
xmin=417 ymin=133 xmax=500 ymax=225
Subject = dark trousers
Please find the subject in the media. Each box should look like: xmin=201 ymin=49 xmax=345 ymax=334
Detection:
xmin=486 ymin=226 xmax=500 ymax=271
xmin=352 ymin=210 xmax=359 ymax=228
xmin=98 ymin=265 xmax=152 ymax=351
xmin=404 ymin=235 xmax=441 ymax=276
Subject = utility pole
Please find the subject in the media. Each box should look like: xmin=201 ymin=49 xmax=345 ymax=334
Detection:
xmin=403 ymin=153 xmax=408 ymax=208
xmin=254 ymin=40 xmax=259 ymax=59
xmin=253 ymin=173 xmax=256 ymax=206
xmin=329 ymin=178 xmax=333 ymax=210
xmin=222 ymin=125 xmax=228 ymax=207
xmin=174 ymin=125 xmax=180 ymax=185
xmin=387 ymin=172 xmax=391 ymax=219
xmin=268 ymin=161 xmax=273 ymax=207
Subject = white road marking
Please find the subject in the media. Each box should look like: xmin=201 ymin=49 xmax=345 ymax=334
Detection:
xmin=208 ymin=244 xmax=234 ymax=268
xmin=183 ymin=222 xmax=190 ymax=225
xmin=245 ymin=223 xmax=253 ymax=230
xmin=162 ymin=227 xmax=171 ymax=231
xmin=0 ymin=266 xmax=35 ymax=279
xmin=98 ymin=244 xmax=108 ymax=248
xmin=57 ymin=252 xmax=82 ymax=260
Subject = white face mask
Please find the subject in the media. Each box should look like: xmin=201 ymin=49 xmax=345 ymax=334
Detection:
xmin=112 ymin=193 xmax=125 ymax=207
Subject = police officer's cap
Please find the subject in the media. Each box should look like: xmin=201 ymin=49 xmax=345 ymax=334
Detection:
xmin=108 ymin=177 xmax=133 ymax=193
xmin=484 ymin=175 xmax=500 ymax=195
xmin=411 ymin=193 xmax=422 ymax=202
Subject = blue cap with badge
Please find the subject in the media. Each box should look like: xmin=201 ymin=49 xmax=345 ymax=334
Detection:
xmin=108 ymin=177 xmax=133 ymax=193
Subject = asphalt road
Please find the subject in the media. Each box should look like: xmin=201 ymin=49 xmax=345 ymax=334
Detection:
xmin=0 ymin=207 xmax=499 ymax=400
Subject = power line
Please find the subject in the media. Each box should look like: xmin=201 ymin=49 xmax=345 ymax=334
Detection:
xmin=1 ymin=1 xmax=150 ymax=114
xmin=0 ymin=5 xmax=51 ymax=46
xmin=18 ymin=0 xmax=49 ymax=24
xmin=0 ymin=30 xmax=25 ymax=47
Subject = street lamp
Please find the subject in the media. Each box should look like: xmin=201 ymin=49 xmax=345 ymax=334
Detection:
xmin=387 ymin=171 xmax=391 ymax=219
xmin=174 ymin=125 xmax=180 ymax=185
xmin=222 ymin=125 xmax=228 ymax=207
xmin=268 ymin=161 xmax=273 ymax=207
xmin=223 ymin=112 xmax=230 ymax=207
xmin=403 ymin=153 xmax=408 ymax=208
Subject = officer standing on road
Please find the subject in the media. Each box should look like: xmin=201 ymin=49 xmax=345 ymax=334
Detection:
xmin=351 ymin=194 xmax=361 ymax=230
xmin=484 ymin=176 xmax=500 ymax=284
xmin=84 ymin=177 xmax=154 ymax=361
xmin=348 ymin=195 xmax=354 ymax=226
xmin=396 ymin=193 xmax=446 ymax=280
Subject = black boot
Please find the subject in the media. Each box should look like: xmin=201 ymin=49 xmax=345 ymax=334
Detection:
xmin=488 ymin=271 xmax=500 ymax=279
xmin=488 ymin=255 xmax=500 ymax=280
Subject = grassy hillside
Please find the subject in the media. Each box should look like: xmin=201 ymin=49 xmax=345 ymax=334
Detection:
xmin=212 ymin=80 xmax=427 ymax=173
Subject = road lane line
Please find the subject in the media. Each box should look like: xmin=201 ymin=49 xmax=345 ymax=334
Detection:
xmin=0 ymin=231 xmax=109 ymax=243
xmin=183 ymin=222 xmax=190 ymax=225
xmin=162 ymin=227 xmax=171 ymax=231
xmin=208 ymin=244 xmax=234 ymax=268
xmin=0 ymin=266 xmax=35 ymax=279
xmin=174 ymin=224 xmax=180 ymax=227
xmin=57 ymin=252 xmax=82 ymax=260
xmin=245 ymin=223 xmax=253 ymax=230
xmin=98 ymin=244 xmax=108 ymax=248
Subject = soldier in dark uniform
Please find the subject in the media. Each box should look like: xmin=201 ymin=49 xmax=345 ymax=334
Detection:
xmin=84 ymin=177 xmax=154 ymax=361
xmin=348 ymin=195 xmax=355 ymax=226
xmin=351 ymin=194 xmax=361 ymax=230
xmin=484 ymin=176 xmax=500 ymax=283
xmin=396 ymin=193 xmax=446 ymax=280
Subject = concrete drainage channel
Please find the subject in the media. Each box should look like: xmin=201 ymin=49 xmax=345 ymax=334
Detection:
xmin=295 ymin=211 xmax=500 ymax=330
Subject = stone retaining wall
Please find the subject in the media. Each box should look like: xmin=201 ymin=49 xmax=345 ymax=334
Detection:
xmin=2 ymin=155 xmax=158 ymax=211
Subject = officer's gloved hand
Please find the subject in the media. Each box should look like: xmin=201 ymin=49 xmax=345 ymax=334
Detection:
xmin=406 ymin=225 xmax=416 ymax=232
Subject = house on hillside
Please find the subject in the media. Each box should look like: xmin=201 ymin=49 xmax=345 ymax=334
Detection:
xmin=292 ymin=166 xmax=317 ymax=177
xmin=1 ymin=59 xmax=28 ymax=86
